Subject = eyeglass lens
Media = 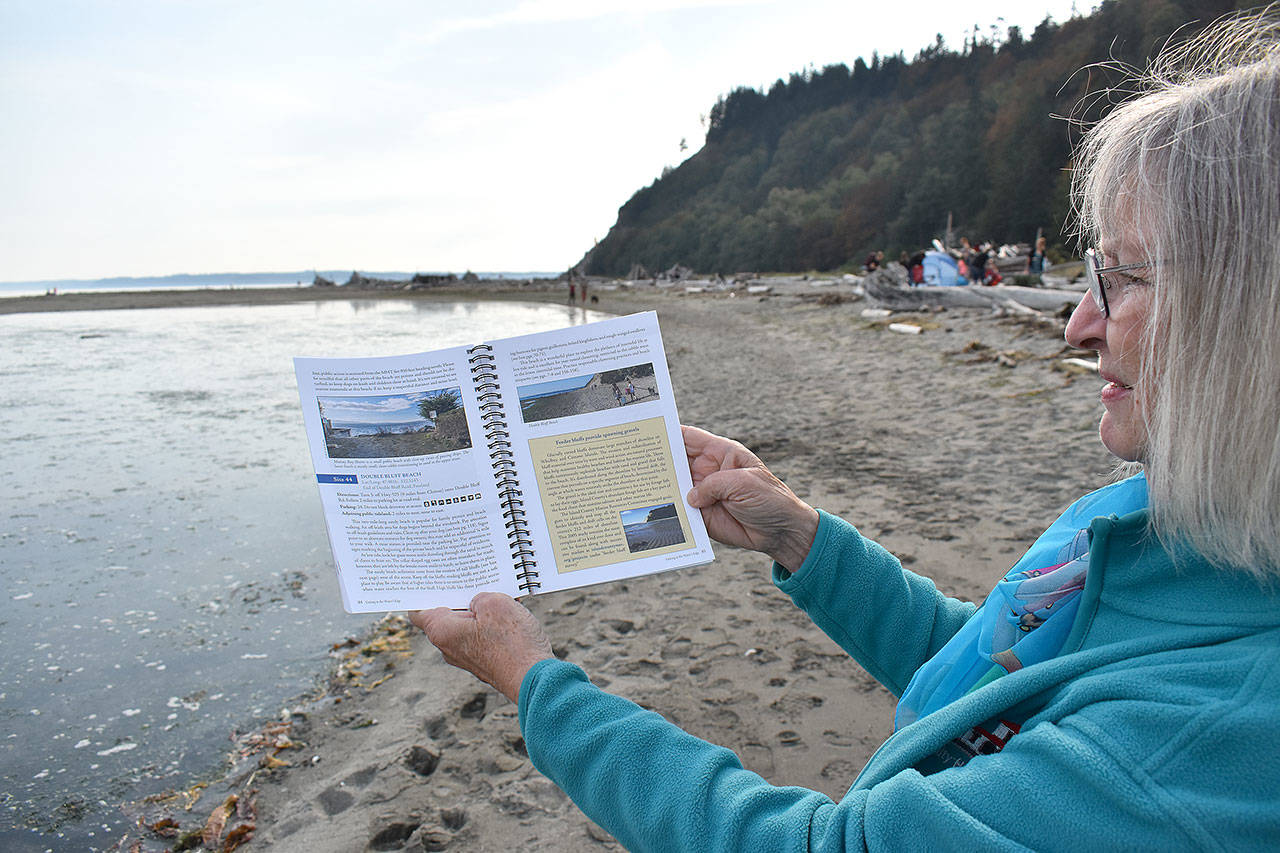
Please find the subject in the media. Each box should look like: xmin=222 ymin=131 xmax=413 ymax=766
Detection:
xmin=1087 ymin=250 xmax=1110 ymax=317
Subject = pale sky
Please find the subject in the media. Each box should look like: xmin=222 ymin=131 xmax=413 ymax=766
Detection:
xmin=1 ymin=0 xmax=1085 ymax=281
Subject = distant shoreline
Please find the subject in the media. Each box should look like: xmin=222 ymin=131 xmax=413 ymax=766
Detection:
xmin=0 ymin=281 xmax=573 ymax=315
xmin=0 ymin=275 xmax=1089 ymax=318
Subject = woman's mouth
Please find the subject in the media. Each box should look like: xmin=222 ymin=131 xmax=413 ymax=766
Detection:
xmin=1100 ymin=375 xmax=1133 ymax=403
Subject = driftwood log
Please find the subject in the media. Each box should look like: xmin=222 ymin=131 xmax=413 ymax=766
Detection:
xmin=861 ymin=269 xmax=1082 ymax=315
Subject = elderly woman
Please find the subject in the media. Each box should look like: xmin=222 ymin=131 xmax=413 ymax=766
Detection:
xmin=413 ymin=13 xmax=1280 ymax=850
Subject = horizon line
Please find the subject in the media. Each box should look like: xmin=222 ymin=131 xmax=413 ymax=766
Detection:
xmin=0 ymin=268 xmax=565 ymax=287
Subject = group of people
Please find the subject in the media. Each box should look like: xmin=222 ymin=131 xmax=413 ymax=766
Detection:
xmin=893 ymin=244 xmax=1002 ymax=286
xmin=411 ymin=10 xmax=1280 ymax=850
xmin=888 ymin=234 xmax=1049 ymax=287
xmin=611 ymin=380 xmax=638 ymax=406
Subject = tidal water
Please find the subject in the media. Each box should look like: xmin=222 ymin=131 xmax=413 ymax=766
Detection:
xmin=0 ymin=298 xmax=606 ymax=851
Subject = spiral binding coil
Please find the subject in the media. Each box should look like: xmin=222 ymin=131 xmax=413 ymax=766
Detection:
xmin=467 ymin=344 xmax=539 ymax=593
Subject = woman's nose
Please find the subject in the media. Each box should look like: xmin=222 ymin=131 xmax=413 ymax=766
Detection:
xmin=1065 ymin=292 xmax=1106 ymax=350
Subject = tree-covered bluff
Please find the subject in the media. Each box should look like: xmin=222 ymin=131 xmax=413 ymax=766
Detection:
xmin=579 ymin=0 xmax=1260 ymax=277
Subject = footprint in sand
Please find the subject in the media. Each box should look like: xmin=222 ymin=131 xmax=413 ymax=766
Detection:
xmin=822 ymin=729 xmax=854 ymax=747
xmin=706 ymin=707 xmax=741 ymax=727
xmin=425 ymin=714 xmax=456 ymax=745
xmin=368 ymin=821 xmax=420 ymax=850
xmin=316 ymin=764 xmax=380 ymax=817
xmin=344 ymin=765 xmax=378 ymax=787
xmin=821 ymin=758 xmax=859 ymax=780
xmin=459 ymin=692 xmax=487 ymax=720
xmin=741 ymin=742 xmax=775 ymax=775
xmin=406 ymin=744 xmax=441 ymax=777
xmin=316 ymin=786 xmax=354 ymax=816
xmin=777 ymin=729 xmax=803 ymax=747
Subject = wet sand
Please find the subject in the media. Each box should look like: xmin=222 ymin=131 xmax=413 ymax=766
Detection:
xmin=30 ymin=282 xmax=1111 ymax=851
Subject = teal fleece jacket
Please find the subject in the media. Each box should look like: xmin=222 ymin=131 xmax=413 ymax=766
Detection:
xmin=518 ymin=486 xmax=1280 ymax=851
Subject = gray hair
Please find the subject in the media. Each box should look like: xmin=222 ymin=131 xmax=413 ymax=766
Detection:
xmin=1072 ymin=6 xmax=1280 ymax=575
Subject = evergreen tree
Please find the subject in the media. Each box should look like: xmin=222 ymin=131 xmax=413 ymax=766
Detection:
xmin=580 ymin=0 xmax=1266 ymax=276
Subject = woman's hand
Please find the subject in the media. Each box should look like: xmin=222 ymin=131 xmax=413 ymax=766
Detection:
xmin=410 ymin=593 xmax=554 ymax=703
xmin=682 ymin=425 xmax=819 ymax=571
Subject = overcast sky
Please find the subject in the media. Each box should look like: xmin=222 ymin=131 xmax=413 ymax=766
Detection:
xmin=1 ymin=0 xmax=1085 ymax=281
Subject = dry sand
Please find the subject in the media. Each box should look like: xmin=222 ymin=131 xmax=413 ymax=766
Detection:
xmin=38 ymin=283 xmax=1112 ymax=851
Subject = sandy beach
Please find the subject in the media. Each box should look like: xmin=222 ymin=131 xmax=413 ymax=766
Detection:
xmin=16 ymin=281 xmax=1112 ymax=851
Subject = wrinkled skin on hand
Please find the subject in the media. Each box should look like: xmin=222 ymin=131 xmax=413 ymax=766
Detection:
xmin=410 ymin=592 xmax=554 ymax=702
xmin=682 ymin=425 xmax=819 ymax=571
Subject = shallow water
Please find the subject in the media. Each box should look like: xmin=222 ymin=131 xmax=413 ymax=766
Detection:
xmin=0 ymin=298 xmax=606 ymax=850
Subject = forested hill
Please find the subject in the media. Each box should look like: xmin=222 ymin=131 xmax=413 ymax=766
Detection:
xmin=578 ymin=0 xmax=1260 ymax=277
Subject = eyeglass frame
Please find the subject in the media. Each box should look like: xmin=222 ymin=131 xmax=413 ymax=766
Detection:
xmin=1083 ymin=248 xmax=1153 ymax=318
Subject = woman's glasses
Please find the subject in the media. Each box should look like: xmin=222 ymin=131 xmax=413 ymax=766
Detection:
xmin=1084 ymin=248 xmax=1152 ymax=317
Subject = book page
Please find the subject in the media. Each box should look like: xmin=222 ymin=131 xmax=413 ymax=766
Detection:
xmin=488 ymin=312 xmax=713 ymax=594
xmin=527 ymin=417 xmax=696 ymax=572
xmin=294 ymin=348 xmax=516 ymax=612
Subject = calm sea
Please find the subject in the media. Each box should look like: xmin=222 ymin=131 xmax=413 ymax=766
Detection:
xmin=0 ymin=298 xmax=607 ymax=851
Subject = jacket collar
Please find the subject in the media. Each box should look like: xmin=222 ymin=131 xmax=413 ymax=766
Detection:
xmin=1077 ymin=508 xmax=1280 ymax=630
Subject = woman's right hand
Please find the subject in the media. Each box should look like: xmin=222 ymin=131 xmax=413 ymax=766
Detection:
xmin=682 ymin=425 xmax=819 ymax=571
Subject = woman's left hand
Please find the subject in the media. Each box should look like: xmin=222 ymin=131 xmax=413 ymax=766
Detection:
xmin=410 ymin=592 xmax=554 ymax=702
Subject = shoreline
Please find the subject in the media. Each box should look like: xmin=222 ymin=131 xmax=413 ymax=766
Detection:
xmin=0 ymin=281 xmax=574 ymax=315
xmin=53 ymin=283 xmax=1108 ymax=851
xmin=0 ymin=275 xmax=1086 ymax=321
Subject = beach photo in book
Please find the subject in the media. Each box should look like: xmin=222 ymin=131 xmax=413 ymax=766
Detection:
xmin=621 ymin=502 xmax=686 ymax=553
xmin=318 ymin=387 xmax=472 ymax=459
xmin=517 ymin=361 xmax=658 ymax=424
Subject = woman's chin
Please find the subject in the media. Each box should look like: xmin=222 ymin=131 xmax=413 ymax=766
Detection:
xmin=1095 ymin=404 xmax=1146 ymax=458
xmin=1098 ymin=412 xmax=1145 ymax=462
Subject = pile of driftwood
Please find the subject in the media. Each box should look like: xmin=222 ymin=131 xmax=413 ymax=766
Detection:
xmin=859 ymin=269 xmax=1081 ymax=327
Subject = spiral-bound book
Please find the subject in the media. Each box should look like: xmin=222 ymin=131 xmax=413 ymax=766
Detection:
xmin=294 ymin=311 xmax=714 ymax=613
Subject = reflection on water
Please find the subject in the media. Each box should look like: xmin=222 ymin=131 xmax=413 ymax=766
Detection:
xmin=0 ymin=299 xmax=606 ymax=850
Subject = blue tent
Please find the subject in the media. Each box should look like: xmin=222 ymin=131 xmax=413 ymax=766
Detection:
xmin=922 ymin=250 xmax=967 ymax=286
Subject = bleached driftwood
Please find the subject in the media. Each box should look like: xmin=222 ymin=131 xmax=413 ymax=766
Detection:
xmin=861 ymin=269 xmax=1082 ymax=314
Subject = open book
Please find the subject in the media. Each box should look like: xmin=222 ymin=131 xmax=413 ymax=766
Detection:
xmin=294 ymin=311 xmax=714 ymax=613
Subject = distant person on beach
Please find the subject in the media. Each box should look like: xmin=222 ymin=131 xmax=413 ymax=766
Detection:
xmin=982 ymin=256 xmax=1002 ymax=286
xmin=1027 ymin=235 xmax=1049 ymax=275
xmin=966 ymin=240 xmax=989 ymax=285
xmin=956 ymin=237 xmax=973 ymax=280
xmin=908 ymin=250 xmax=926 ymax=285
xmin=568 ymin=282 xmax=576 ymax=302
xmin=413 ymin=13 xmax=1280 ymax=849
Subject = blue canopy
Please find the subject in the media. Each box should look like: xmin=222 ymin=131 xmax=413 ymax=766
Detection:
xmin=922 ymin=250 xmax=967 ymax=286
